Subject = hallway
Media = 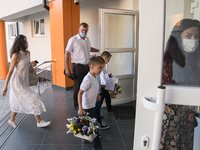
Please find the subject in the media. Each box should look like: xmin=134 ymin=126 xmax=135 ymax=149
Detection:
xmin=0 ymin=87 xmax=135 ymax=150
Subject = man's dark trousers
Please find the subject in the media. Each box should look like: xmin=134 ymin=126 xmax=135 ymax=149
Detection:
xmin=72 ymin=63 xmax=89 ymax=108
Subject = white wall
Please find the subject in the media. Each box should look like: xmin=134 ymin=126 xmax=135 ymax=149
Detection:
xmin=5 ymin=11 xmax=51 ymax=65
xmin=0 ymin=0 xmax=42 ymax=19
xmin=80 ymin=0 xmax=134 ymax=50
xmin=164 ymin=0 xmax=195 ymax=47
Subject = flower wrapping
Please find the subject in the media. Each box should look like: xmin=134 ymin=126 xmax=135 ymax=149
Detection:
xmin=66 ymin=115 xmax=98 ymax=142
xmin=74 ymin=133 xmax=97 ymax=142
xmin=104 ymin=73 xmax=118 ymax=92
xmin=104 ymin=73 xmax=122 ymax=97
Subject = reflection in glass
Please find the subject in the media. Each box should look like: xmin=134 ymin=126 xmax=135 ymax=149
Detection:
xmin=161 ymin=1 xmax=200 ymax=149
xmin=40 ymin=19 xmax=45 ymax=35
xmin=107 ymin=52 xmax=134 ymax=76
xmin=34 ymin=20 xmax=39 ymax=34
xmin=105 ymin=14 xmax=135 ymax=48
xmin=162 ymin=19 xmax=200 ymax=86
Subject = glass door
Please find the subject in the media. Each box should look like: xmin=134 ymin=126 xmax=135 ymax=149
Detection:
xmin=99 ymin=8 xmax=139 ymax=104
xmin=134 ymin=0 xmax=200 ymax=149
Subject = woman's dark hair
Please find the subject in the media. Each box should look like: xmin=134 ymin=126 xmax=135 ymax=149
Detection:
xmin=10 ymin=34 xmax=26 ymax=58
xmin=170 ymin=19 xmax=200 ymax=51
xmin=165 ymin=19 xmax=200 ymax=67
xmin=165 ymin=36 xmax=185 ymax=67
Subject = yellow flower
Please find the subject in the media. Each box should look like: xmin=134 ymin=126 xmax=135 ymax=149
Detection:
xmin=78 ymin=128 xmax=81 ymax=132
xmin=74 ymin=130 xmax=77 ymax=134
xmin=69 ymin=126 xmax=74 ymax=130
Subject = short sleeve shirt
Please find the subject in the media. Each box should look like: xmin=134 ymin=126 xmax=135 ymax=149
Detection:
xmin=80 ymin=72 xmax=98 ymax=109
xmin=100 ymin=66 xmax=107 ymax=85
xmin=96 ymin=74 xmax=101 ymax=94
xmin=65 ymin=34 xmax=91 ymax=65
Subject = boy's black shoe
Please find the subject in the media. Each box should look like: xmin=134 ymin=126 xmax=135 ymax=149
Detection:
xmin=98 ymin=124 xmax=109 ymax=130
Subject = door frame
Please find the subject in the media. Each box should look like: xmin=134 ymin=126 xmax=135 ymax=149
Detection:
xmin=99 ymin=8 xmax=139 ymax=104
xmin=134 ymin=0 xmax=200 ymax=149
xmin=134 ymin=0 xmax=166 ymax=149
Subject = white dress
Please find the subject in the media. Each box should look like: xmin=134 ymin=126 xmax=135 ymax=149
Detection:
xmin=9 ymin=51 xmax=46 ymax=115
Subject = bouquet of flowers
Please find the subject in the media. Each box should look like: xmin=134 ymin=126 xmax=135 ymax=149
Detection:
xmin=66 ymin=114 xmax=98 ymax=142
xmin=109 ymin=84 xmax=122 ymax=98
xmin=105 ymin=73 xmax=122 ymax=98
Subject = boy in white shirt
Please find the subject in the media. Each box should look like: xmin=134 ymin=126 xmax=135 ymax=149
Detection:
xmin=100 ymin=51 xmax=113 ymax=112
xmin=78 ymin=56 xmax=104 ymax=116
xmin=78 ymin=56 xmax=104 ymax=150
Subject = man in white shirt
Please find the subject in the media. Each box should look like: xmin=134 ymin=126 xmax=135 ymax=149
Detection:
xmin=65 ymin=22 xmax=98 ymax=111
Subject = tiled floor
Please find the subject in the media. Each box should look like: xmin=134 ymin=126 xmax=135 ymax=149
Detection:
xmin=1 ymin=88 xmax=135 ymax=150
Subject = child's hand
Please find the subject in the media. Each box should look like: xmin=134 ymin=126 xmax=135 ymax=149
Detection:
xmin=78 ymin=108 xmax=86 ymax=116
xmin=97 ymin=94 xmax=101 ymax=102
xmin=2 ymin=87 xmax=7 ymax=96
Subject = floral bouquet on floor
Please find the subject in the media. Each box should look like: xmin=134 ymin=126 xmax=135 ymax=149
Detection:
xmin=66 ymin=114 xmax=98 ymax=142
xmin=105 ymin=73 xmax=122 ymax=98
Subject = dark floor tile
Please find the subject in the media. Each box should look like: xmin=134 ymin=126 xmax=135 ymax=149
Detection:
xmin=40 ymin=144 xmax=82 ymax=150
xmin=101 ymin=143 xmax=126 ymax=150
xmin=124 ymin=142 xmax=133 ymax=150
xmin=19 ymin=112 xmax=54 ymax=126
xmin=83 ymin=142 xmax=126 ymax=150
xmin=100 ymin=108 xmax=116 ymax=125
xmin=82 ymin=144 xmax=93 ymax=150
xmin=2 ymin=144 xmax=40 ymax=150
xmin=50 ymin=111 xmax=77 ymax=127
xmin=5 ymin=125 xmax=48 ymax=145
xmin=99 ymin=124 xmax=123 ymax=144
xmin=56 ymin=99 xmax=76 ymax=113
xmin=117 ymin=121 xmax=135 ymax=143
xmin=42 ymin=126 xmax=81 ymax=144
xmin=2 ymin=88 xmax=136 ymax=150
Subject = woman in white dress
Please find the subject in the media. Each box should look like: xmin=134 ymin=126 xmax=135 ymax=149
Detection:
xmin=1 ymin=35 xmax=50 ymax=128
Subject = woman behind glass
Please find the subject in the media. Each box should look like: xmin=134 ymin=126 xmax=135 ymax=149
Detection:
xmin=160 ymin=19 xmax=200 ymax=150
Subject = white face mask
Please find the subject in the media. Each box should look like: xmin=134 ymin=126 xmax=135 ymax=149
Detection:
xmin=182 ymin=39 xmax=199 ymax=53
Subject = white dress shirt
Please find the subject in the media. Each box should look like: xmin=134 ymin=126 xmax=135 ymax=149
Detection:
xmin=65 ymin=34 xmax=91 ymax=65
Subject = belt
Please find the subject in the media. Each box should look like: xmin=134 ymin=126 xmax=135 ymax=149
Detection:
xmin=73 ymin=63 xmax=88 ymax=67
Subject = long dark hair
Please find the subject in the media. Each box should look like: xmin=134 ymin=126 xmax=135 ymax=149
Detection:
xmin=10 ymin=34 xmax=27 ymax=58
xmin=165 ymin=19 xmax=200 ymax=67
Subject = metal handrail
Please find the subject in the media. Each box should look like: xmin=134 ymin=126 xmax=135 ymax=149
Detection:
xmin=32 ymin=59 xmax=56 ymax=95
xmin=34 ymin=59 xmax=56 ymax=69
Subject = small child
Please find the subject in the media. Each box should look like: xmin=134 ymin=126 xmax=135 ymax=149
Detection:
xmin=100 ymin=51 xmax=113 ymax=112
xmin=78 ymin=56 xmax=104 ymax=150
xmin=95 ymin=56 xmax=109 ymax=130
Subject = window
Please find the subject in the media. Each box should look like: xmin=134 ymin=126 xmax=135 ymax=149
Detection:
xmin=32 ymin=18 xmax=45 ymax=36
xmin=8 ymin=23 xmax=17 ymax=38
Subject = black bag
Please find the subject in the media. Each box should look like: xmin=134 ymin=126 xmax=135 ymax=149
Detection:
xmin=64 ymin=70 xmax=76 ymax=80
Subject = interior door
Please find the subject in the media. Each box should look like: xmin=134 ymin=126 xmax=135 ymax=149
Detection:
xmin=134 ymin=0 xmax=200 ymax=150
xmin=99 ymin=8 xmax=139 ymax=104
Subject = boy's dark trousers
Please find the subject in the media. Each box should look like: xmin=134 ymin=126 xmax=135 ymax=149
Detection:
xmin=95 ymin=101 xmax=101 ymax=125
xmin=84 ymin=107 xmax=102 ymax=150
xmin=100 ymin=87 xmax=112 ymax=112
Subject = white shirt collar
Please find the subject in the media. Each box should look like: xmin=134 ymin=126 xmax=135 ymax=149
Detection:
xmin=88 ymin=72 xmax=96 ymax=79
